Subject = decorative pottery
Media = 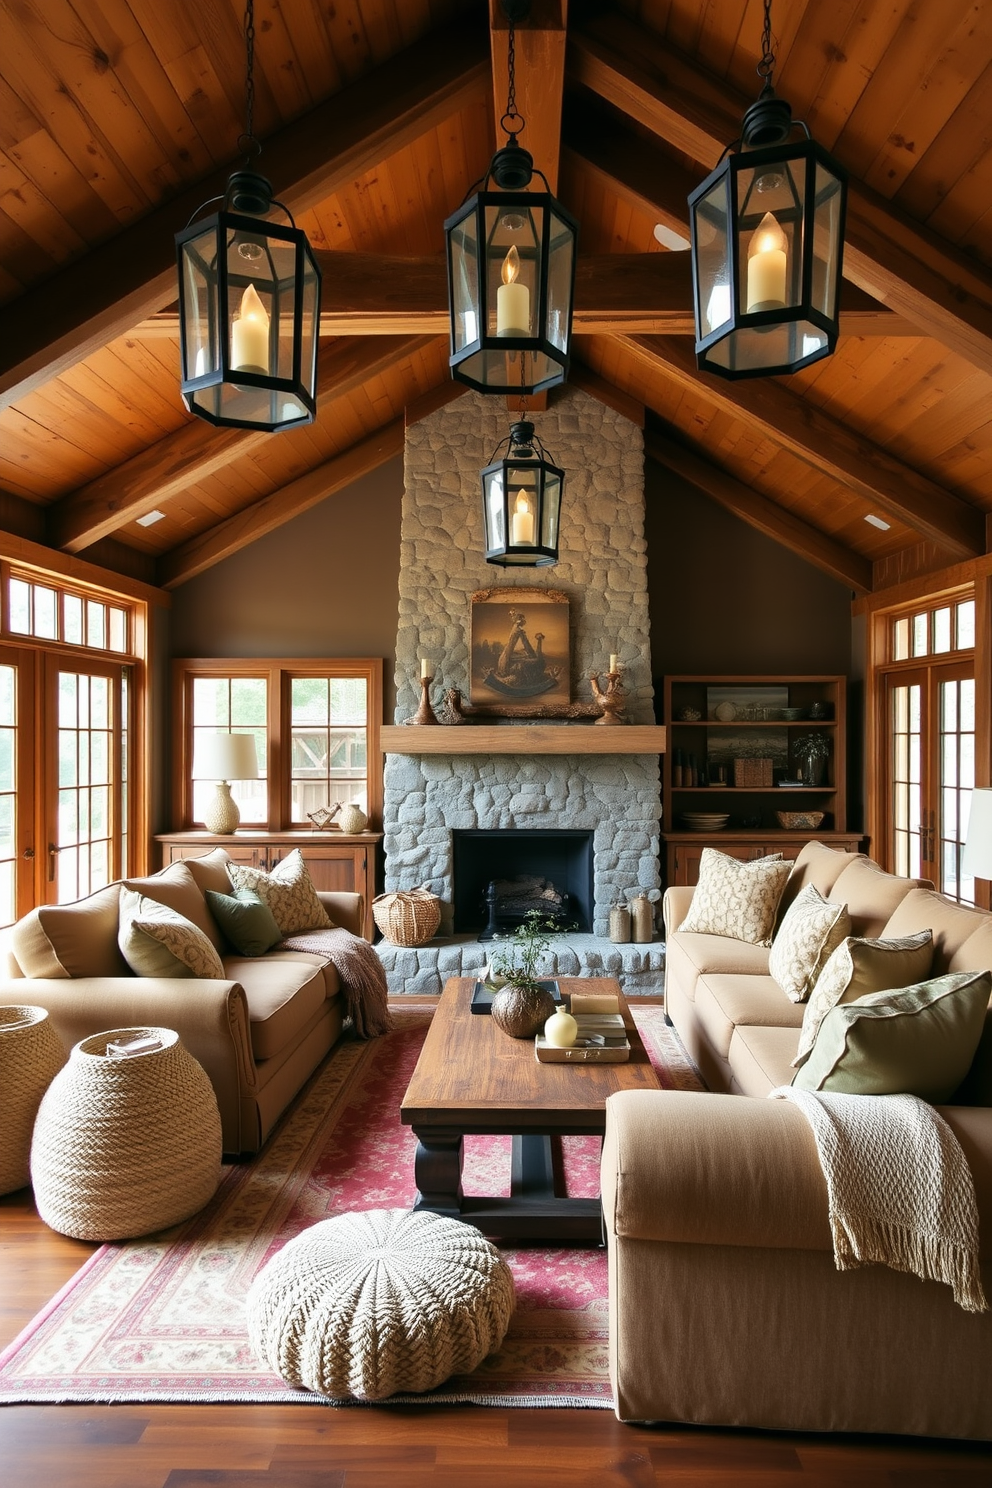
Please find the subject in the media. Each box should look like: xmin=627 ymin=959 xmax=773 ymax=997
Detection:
xmin=337 ymin=803 xmax=368 ymax=834
xmin=609 ymin=903 xmax=631 ymax=943
xmin=630 ymin=893 xmax=654 ymax=944
xmin=713 ymin=701 xmax=737 ymax=722
xmin=490 ymin=983 xmax=556 ymax=1039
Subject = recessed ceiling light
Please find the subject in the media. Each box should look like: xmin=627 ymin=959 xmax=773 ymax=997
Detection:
xmin=136 ymin=509 xmax=166 ymax=527
xmin=653 ymin=222 xmax=690 ymax=251
xmin=864 ymin=514 xmax=891 ymax=530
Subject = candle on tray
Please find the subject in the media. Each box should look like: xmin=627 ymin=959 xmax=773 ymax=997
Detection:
xmin=496 ymin=246 xmax=530 ymax=337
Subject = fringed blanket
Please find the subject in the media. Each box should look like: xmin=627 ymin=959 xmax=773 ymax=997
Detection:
xmin=277 ymin=928 xmax=391 ymax=1039
xmin=771 ymin=1086 xmax=987 ymax=1313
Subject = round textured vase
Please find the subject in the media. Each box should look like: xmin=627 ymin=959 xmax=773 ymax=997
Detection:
xmin=337 ymin=804 xmax=368 ymax=834
xmin=490 ymin=983 xmax=556 ymax=1039
xmin=0 ymin=1005 xmax=67 ymax=1196
xmin=31 ymin=1026 xmax=223 ymax=1241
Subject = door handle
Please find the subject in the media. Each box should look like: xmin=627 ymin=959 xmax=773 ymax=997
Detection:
xmin=48 ymin=842 xmax=57 ymax=881
xmin=21 ymin=847 xmax=34 ymax=859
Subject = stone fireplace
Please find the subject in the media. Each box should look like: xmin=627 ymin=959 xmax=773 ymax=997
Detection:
xmin=378 ymin=386 xmax=664 ymax=991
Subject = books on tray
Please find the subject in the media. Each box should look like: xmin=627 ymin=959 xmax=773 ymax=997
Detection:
xmin=534 ymin=1012 xmax=630 ymax=1063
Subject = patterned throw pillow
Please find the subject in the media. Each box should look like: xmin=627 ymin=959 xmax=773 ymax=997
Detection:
xmin=118 ymin=887 xmax=226 ymax=979
xmin=768 ymin=884 xmax=852 ymax=1004
xmin=228 ymin=849 xmax=332 ymax=937
xmin=677 ymin=848 xmax=793 ymax=947
xmin=792 ymin=929 xmax=934 ymax=1068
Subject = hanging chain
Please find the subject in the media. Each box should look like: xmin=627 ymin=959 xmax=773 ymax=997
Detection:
xmin=500 ymin=15 xmax=526 ymax=139
xmin=756 ymin=0 xmax=776 ymax=86
xmin=239 ymin=0 xmax=259 ymax=160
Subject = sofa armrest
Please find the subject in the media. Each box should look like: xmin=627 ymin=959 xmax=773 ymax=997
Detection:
xmin=318 ymin=891 xmax=364 ymax=938
xmin=663 ymin=886 xmax=694 ymax=938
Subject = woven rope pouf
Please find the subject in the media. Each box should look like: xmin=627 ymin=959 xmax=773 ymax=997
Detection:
xmin=0 ymin=1005 xmax=67 ymax=1196
xmin=246 ymin=1208 xmax=515 ymax=1400
xmin=31 ymin=1026 xmax=222 ymax=1241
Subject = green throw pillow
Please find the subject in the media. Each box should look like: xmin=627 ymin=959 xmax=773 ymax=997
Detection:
xmin=206 ymin=887 xmax=283 ymax=957
xmin=792 ymin=969 xmax=992 ymax=1102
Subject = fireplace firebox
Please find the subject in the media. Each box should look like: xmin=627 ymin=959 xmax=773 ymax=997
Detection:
xmin=452 ymin=829 xmax=594 ymax=935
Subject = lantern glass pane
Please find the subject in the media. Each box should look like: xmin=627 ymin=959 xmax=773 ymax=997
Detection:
xmin=181 ymin=228 xmax=218 ymax=381
xmin=737 ymin=159 xmax=805 ymax=313
xmin=485 ymin=203 xmax=539 ymax=340
xmin=813 ymin=161 xmax=844 ymax=318
xmin=483 ymin=469 xmax=505 ymax=551
xmin=300 ymin=254 xmax=319 ymax=395
xmin=540 ymin=472 xmax=561 ymax=549
xmin=450 ymin=209 xmax=480 ymax=350
xmin=547 ymin=209 xmax=575 ymax=353
xmin=692 ymin=175 xmax=732 ymax=335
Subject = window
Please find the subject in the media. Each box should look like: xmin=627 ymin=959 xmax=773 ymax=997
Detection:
xmin=174 ymin=659 xmax=382 ymax=831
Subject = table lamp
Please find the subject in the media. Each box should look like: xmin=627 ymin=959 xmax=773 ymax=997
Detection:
xmin=193 ymin=732 xmax=259 ymax=834
xmin=962 ymin=788 xmax=992 ymax=882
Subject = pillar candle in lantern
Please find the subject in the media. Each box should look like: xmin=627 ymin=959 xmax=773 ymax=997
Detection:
xmin=746 ymin=212 xmax=788 ymax=313
xmin=231 ymin=283 xmax=270 ymax=373
xmin=496 ymin=246 xmax=530 ymax=337
xmin=510 ymin=492 xmax=535 ymax=545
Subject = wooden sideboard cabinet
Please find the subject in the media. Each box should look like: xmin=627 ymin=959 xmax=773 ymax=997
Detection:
xmin=665 ymin=832 xmax=865 ymax=887
xmin=156 ymin=832 xmax=381 ymax=940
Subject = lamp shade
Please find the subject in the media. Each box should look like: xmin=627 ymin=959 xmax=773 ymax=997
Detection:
xmin=963 ymin=788 xmax=992 ymax=879
xmin=192 ymin=732 xmax=259 ymax=782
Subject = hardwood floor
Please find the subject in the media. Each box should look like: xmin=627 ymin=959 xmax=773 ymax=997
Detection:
xmin=4 ymin=1189 xmax=992 ymax=1487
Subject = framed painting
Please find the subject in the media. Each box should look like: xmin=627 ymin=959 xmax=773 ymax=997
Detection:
xmin=470 ymin=587 xmax=570 ymax=713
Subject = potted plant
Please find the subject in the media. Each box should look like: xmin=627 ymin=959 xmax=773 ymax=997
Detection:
xmin=792 ymin=731 xmax=831 ymax=787
xmin=486 ymin=912 xmax=561 ymax=1039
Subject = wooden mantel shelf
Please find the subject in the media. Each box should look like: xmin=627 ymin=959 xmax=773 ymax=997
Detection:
xmin=380 ymin=724 xmax=667 ymax=755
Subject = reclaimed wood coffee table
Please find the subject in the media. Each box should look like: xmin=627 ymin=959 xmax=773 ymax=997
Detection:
xmin=400 ymin=976 xmax=661 ymax=1242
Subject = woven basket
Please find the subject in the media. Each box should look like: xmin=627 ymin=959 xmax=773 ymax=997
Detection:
xmin=0 ymin=1006 xmax=67 ymax=1197
xmin=30 ymin=1026 xmax=222 ymax=1241
xmin=732 ymin=756 xmax=773 ymax=788
xmin=372 ymin=886 xmax=441 ymax=946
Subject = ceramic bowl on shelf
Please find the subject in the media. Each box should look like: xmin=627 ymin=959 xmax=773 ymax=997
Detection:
xmin=781 ymin=708 xmax=805 ymax=721
xmin=682 ymin=812 xmax=730 ymax=831
xmin=775 ymin=810 xmax=825 ymax=830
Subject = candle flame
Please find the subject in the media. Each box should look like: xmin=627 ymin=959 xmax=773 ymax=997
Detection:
xmin=502 ymin=244 xmax=521 ymax=286
xmin=749 ymin=211 xmax=787 ymax=258
xmin=237 ymin=282 xmax=269 ymax=325
xmin=513 ymin=490 xmax=530 ymax=515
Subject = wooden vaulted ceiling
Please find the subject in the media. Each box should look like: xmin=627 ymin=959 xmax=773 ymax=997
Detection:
xmin=4 ymin=0 xmax=992 ymax=598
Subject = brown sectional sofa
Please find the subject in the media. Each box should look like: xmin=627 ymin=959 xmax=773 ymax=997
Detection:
xmin=602 ymin=842 xmax=992 ymax=1438
xmin=0 ymin=849 xmax=364 ymax=1156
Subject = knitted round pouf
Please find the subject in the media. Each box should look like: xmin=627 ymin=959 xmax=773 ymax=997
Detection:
xmin=30 ymin=1026 xmax=222 ymax=1241
xmin=0 ymin=1005 xmax=67 ymax=1196
xmin=246 ymin=1208 xmax=515 ymax=1400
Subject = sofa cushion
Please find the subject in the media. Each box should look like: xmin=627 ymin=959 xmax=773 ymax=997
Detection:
xmin=124 ymin=861 xmax=223 ymax=952
xmin=695 ymin=974 xmax=804 ymax=1061
xmin=829 ymin=857 xmax=930 ymax=938
xmin=224 ymin=954 xmax=329 ymax=1059
xmin=728 ymin=1024 xmax=802 ymax=1097
xmin=768 ymin=885 xmax=851 ymax=1003
xmin=792 ymin=970 xmax=992 ymax=1101
xmin=183 ymin=847 xmax=236 ymax=898
xmin=677 ymin=849 xmax=792 ymax=947
xmin=228 ymin=849 xmax=332 ymax=937
xmin=666 ymin=932 xmax=771 ymax=1002
xmin=118 ymin=887 xmax=226 ymax=979
xmin=777 ymin=841 xmax=869 ymax=916
xmin=10 ymin=882 xmax=128 ymax=979
xmin=206 ymin=887 xmax=283 ymax=957
xmin=882 ymin=887 xmax=992 ymax=974
xmin=793 ymin=930 xmax=934 ymax=1069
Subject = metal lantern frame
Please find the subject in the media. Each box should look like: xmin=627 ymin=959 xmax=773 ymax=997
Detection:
xmin=480 ymin=421 xmax=564 ymax=567
xmin=176 ymin=175 xmax=321 ymax=433
xmin=688 ymin=129 xmax=847 ymax=380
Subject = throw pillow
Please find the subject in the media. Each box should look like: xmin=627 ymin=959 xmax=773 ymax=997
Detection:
xmin=123 ymin=860 xmax=224 ymax=952
xmin=118 ymin=887 xmax=226 ymax=979
xmin=206 ymin=887 xmax=283 ymax=957
xmin=10 ymin=883 xmax=130 ymax=979
xmin=677 ymin=848 xmax=793 ymax=947
xmin=792 ymin=929 xmax=934 ymax=1068
xmin=791 ymin=969 xmax=991 ymax=1102
xmin=227 ymin=848 xmax=332 ymax=937
xmin=768 ymin=884 xmax=852 ymax=1004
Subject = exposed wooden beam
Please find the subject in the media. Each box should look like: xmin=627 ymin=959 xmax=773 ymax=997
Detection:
xmin=158 ymin=421 xmax=406 ymax=589
xmin=644 ymin=428 xmax=872 ymax=595
xmin=489 ymin=1 xmax=567 ymax=191
xmin=567 ymin=361 xmax=644 ymax=427
xmin=50 ymin=335 xmax=437 ymax=554
xmin=0 ymin=18 xmax=488 ymax=413
xmin=133 ymin=251 xmax=908 ymax=337
xmin=569 ymin=13 xmax=992 ymax=374
xmin=615 ymin=335 xmax=985 ymax=561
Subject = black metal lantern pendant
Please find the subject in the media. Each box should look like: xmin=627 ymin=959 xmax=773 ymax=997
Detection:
xmin=481 ymin=421 xmax=564 ymax=567
xmin=688 ymin=0 xmax=847 ymax=380
xmin=445 ymin=4 xmax=578 ymax=395
xmin=175 ymin=0 xmax=321 ymax=431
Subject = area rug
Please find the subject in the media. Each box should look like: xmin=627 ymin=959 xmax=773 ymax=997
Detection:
xmin=0 ymin=1004 xmax=702 ymax=1408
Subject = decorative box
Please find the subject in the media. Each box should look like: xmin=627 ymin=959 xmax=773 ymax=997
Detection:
xmin=732 ymin=757 xmax=773 ymax=788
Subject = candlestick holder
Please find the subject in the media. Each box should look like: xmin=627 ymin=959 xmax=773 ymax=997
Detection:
xmin=412 ymin=673 xmax=440 ymax=725
xmin=590 ymin=667 xmax=627 ymax=725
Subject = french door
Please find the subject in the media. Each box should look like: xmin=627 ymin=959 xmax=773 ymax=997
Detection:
xmin=886 ymin=660 xmax=975 ymax=901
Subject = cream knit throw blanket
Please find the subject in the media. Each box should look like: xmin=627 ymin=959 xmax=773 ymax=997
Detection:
xmin=276 ymin=928 xmax=392 ymax=1040
xmin=770 ymin=1087 xmax=987 ymax=1313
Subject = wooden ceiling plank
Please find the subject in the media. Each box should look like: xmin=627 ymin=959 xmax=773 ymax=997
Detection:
xmin=618 ymin=334 xmax=985 ymax=559
xmin=0 ymin=14 xmax=489 ymax=412
xmin=49 ymin=333 xmax=436 ymax=553
xmin=568 ymin=13 xmax=992 ymax=376
xmin=645 ymin=425 xmax=872 ymax=593
xmin=157 ymin=418 xmax=405 ymax=588
xmin=489 ymin=0 xmax=567 ymax=190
